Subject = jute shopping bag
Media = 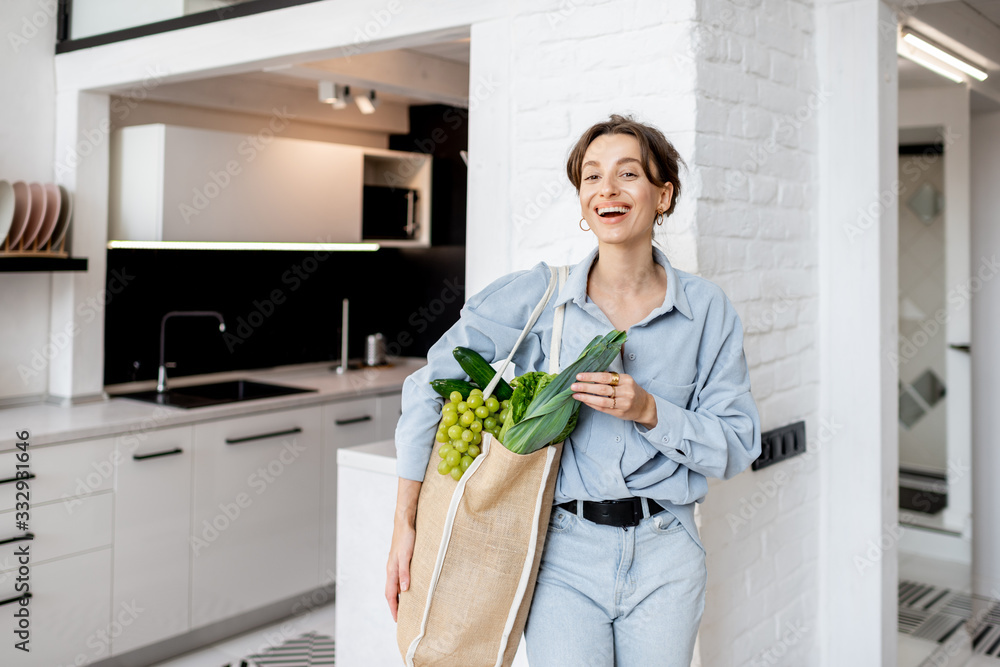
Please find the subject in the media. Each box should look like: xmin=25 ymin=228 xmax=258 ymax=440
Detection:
xmin=397 ymin=266 xmax=568 ymax=667
xmin=397 ymin=433 xmax=563 ymax=667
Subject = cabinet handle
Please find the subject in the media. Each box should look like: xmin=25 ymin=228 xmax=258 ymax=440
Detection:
xmin=226 ymin=427 xmax=302 ymax=445
xmin=0 ymin=532 xmax=34 ymax=547
xmin=0 ymin=473 xmax=34 ymax=486
xmin=334 ymin=415 xmax=373 ymax=426
xmin=133 ymin=447 xmax=184 ymax=461
xmin=949 ymin=343 xmax=970 ymax=353
xmin=0 ymin=592 xmax=31 ymax=608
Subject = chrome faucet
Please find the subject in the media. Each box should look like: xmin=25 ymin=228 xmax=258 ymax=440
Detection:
xmin=157 ymin=310 xmax=226 ymax=393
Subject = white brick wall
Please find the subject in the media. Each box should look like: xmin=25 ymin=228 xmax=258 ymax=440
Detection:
xmin=689 ymin=0 xmax=820 ymax=665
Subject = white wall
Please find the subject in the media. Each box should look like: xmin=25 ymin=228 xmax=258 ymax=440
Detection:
xmin=0 ymin=0 xmax=58 ymax=402
xmin=816 ymin=1 xmax=899 ymax=665
xmin=969 ymin=109 xmax=1000 ymax=614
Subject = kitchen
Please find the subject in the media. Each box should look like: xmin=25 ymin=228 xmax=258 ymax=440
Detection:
xmin=3 ymin=1 xmax=477 ymax=665
xmin=5 ymin=1 xmax=1000 ymax=666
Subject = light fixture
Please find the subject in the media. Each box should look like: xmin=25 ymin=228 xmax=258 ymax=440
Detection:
xmin=900 ymin=49 xmax=964 ymax=83
xmin=318 ymin=81 xmax=350 ymax=109
xmin=899 ymin=30 xmax=988 ymax=83
xmin=355 ymin=90 xmax=378 ymax=115
xmin=107 ymin=240 xmax=380 ymax=251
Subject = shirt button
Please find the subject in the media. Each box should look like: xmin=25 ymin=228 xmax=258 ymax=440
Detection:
xmin=628 ymin=353 xmax=636 ymax=360
xmin=615 ymin=435 xmax=622 ymax=443
xmin=662 ymin=436 xmax=670 ymax=444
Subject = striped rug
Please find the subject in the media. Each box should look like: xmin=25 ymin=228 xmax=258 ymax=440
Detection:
xmin=899 ymin=579 xmax=1000 ymax=661
xmin=239 ymin=631 xmax=335 ymax=666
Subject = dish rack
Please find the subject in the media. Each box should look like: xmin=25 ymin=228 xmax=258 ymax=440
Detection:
xmin=0 ymin=181 xmax=73 ymax=259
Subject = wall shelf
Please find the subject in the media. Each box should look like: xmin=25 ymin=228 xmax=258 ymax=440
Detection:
xmin=0 ymin=257 xmax=88 ymax=272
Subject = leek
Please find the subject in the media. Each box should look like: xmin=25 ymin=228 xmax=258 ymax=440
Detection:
xmin=500 ymin=330 xmax=627 ymax=454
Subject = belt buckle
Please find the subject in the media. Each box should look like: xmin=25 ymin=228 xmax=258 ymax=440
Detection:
xmin=627 ymin=499 xmax=642 ymax=528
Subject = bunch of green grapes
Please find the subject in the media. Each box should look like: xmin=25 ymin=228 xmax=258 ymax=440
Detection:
xmin=435 ymin=388 xmax=511 ymax=480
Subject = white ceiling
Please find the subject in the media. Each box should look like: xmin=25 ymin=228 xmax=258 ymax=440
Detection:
xmin=895 ymin=0 xmax=1000 ymax=110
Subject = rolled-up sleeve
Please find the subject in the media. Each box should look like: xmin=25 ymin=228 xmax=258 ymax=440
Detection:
xmin=394 ymin=264 xmax=552 ymax=481
xmin=635 ymin=295 xmax=761 ymax=481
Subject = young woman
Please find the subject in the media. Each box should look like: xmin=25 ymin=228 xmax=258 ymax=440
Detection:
xmin=386 ymin=114 xmax=761 ymax=666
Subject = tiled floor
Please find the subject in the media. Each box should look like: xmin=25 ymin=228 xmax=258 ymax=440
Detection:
xmin=151 ymin=603 xmax=336 ymax=667
xmin=898 ymin=549 xmax=972 ymax=667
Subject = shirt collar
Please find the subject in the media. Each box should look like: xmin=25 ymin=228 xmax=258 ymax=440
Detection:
xmin=553 ymin=245 xmax=694 ymax=321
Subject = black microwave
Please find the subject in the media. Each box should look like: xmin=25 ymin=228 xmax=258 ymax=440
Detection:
xmin=362 ymin=185 xmax=418 ymax=241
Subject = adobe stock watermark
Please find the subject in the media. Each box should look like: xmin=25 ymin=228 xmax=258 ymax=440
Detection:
xmin=339 ymin=0 xmax=402 ymax=60
xmin=843 ymin=128 xmax=958 ymax=244
xmin=190 ymin=436 xmax=307 ymax=556
xmin=380 ymin=82 xmax=497 ymax=192
xmin=179 ymin=107 xmax=296 ymax=223
xmin=854 ymin=457 xmax=970 ymax=574
xmin=748 ymin=619 xmax=809 ymax=667
xmin=222 ymin=238 xmax=338 ymax=351
xmin=726 ymin=416 xmax=844 ymax=533
xmin=60 ymin=407 xmax=174 ymax=514
xmin=344 ymin=274 xmax=464 ymax=392
xmin=743 ymin=291 xmax=796 ymax=335
xmin=721 ymin=88 xmax=833 ymax=198
xmin=7 ymin=0 xmax=57 ymax=53
xmin=513 ymin=178 xmax=572 ymax=229
xmin=55 ymin=66 xmax=169 ymax=179
xmin=18 ymin=268 xmax=136 ymax=385
xmin=891 ymin=253 xmax=1000 ymax=370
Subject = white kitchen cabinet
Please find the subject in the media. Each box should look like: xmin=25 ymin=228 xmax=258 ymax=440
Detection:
xmin=0 ymin=548 xmax=112 ymax=667
xmin=112 ymin=425 xmax=194 ymax=654
xmin=320 ymin=396 xmax=379 ymax=581
xmin=109 ymin=124 xmax=364 ymax=243
xmin=0 ymin=435 xmax=115 ymax=511
xmin=190 ymin=406 xmax=322 ymax=627
xmin=376 ymin=392 xmax=403 ymax=441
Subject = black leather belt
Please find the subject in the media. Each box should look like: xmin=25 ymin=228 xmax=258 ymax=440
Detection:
xmin=556 ymin=498 xmax=667 ymax=528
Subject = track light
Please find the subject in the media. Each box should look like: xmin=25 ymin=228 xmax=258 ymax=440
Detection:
xmin=898 ymin=30 xmax=988 ymax=83
xmin=355 ymin=90 xmax=378 ymax=115
xmin=318 ymin=81 xmax=350 ymax=109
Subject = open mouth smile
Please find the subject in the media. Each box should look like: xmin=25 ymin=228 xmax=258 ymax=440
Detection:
xmin=595 ymin=204 xmax=631 ymax=222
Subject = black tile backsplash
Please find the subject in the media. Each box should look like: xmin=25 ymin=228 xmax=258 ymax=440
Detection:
xmin=103 ymin=246 xmax=465 ymax=386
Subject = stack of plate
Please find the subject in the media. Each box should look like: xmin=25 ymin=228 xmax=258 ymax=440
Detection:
xmin=0 ymin=180 xmax=74 ymax=255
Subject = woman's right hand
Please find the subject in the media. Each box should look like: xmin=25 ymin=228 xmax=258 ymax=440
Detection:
xmin=386 ymin=477 xmax=422 ymax=622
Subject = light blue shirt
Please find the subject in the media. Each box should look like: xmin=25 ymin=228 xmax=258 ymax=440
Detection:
xmin=394 ymin=245 xmax=762 ymax=552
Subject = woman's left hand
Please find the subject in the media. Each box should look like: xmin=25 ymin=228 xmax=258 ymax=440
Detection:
xmin=572 ymin=372 xmax=658 ymax=429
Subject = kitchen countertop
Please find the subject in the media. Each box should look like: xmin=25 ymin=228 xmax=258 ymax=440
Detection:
xmin=0 ymin=358 xmax=425 ymax=451
xmin=338 ymin=438 xmax=397 ymax=476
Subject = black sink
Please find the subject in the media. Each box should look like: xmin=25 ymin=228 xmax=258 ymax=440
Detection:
xmin=113 ymin=379 xmax=317 ymax=409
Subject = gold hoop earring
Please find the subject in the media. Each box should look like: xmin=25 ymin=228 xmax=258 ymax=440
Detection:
xmin=579 ymin=218 xmax=591 ymax=232
xmin=655 ymin=209 xmax=665 ymax=226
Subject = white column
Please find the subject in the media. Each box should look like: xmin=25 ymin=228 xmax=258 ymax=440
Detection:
xmin=48 ymin=90 xmax=111 ymax=401
xmin=970 ymin=109 xmax=1000 ymax=612
xmin=465 ymin=17 xmax=513 ymax=298
xmin=815 ymin=1 xmax=899 ymax=665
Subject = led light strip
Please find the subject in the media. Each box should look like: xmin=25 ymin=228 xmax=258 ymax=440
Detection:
xmin=899 ymin=49 xmax=965 ymax=83
xmin=107 ymin=240 xmax=381 ymax=251
xmin=900 ymin=30 xmax=988 ymax=82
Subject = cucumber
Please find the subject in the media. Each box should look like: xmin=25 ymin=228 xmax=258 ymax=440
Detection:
xmin=452 ymin=347 xmax=513 ymax=400
xmin=429 ymin=379 xmax=479 ymax=400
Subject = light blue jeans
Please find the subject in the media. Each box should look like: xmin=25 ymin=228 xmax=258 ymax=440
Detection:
xmin=523 ymin=502 xmax=707 ymax=667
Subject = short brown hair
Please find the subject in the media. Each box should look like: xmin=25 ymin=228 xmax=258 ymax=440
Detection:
xmin=566 ymin=114 xmax=686 ymax=217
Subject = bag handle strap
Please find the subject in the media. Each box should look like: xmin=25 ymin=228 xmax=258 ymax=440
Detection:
xmin=547 ymin=265 xmax=569 ymax=374
xmin=483 ymin=266 xmax=561 ymax=399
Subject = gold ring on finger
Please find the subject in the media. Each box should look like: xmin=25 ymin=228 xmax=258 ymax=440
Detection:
xmin=609 ymin=372 xmax=620 ymax=386
xmin=612 ymin=395 xmax=617 ymax=410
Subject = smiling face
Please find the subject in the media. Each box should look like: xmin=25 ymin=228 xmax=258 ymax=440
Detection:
xmin=579 ymin=133 xmax=674 ymax=248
